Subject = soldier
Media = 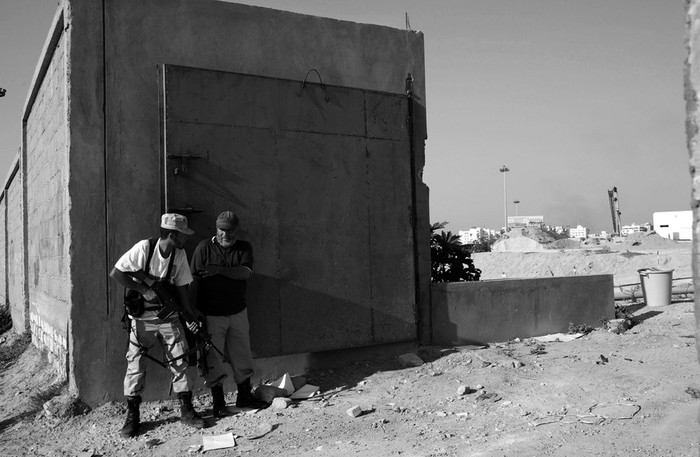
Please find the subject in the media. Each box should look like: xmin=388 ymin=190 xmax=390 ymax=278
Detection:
xmin=110 ymin=213 xmax=205 ymax=438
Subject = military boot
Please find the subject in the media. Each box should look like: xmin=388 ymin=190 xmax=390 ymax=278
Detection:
xmin=178 ymin=391 xmax=205 ymax=429
xmin=235 ymin=378 xmax=269 ymax=409
xmin=120 ymin=395 xmax=141 ymax=438
xmin=211 ymin=384 xmax=229 ymax=417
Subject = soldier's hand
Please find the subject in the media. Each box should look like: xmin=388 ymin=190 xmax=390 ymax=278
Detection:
xmin=142 ymin=288 xmax=158 ymax=301
xmin=186 ymin=320 xmax=201 ymax=333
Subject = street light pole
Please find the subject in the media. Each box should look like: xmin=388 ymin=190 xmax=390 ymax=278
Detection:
xmin=499 ymin=165 xmax=510 ymax=230
xmin=513 ymin=200 xmax=520 ymax=217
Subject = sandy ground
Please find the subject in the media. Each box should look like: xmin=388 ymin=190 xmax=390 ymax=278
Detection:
xmin=0 ymin=236 xmax=698 ymax=456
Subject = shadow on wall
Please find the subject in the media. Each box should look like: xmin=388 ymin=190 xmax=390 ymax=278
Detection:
xmin=137 ymin=275 xmax=418 ymax=401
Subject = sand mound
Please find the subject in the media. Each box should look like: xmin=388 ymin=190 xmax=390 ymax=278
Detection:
xmin=547 ymin=239 xmax=582 ymax=250
xmin=503 ymin=227 xmax=557 ymax=244
xmin=623 ymin=232 xmax=681 ymax=249
xmin=491 ymin=237 xmax=546 ymax=252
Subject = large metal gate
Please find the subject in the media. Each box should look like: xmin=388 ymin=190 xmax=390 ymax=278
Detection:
xmin=159 ymin=64 xmax=416 ymax=356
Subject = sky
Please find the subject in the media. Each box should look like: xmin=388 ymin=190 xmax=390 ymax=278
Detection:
xmin=0 ymin=0 xmax=689 ymax=234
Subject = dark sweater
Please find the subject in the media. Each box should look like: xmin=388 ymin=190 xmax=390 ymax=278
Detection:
xmin=190 ymin=237 xmax=253 ymax=316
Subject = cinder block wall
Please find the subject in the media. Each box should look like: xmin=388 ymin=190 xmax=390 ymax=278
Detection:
xmin=684 ymin=0 xmax=700 ymax=364
xmin=24 ymin=29 xmax=70 ymax=379
xmin=6 ymin=163 xmax=25 ymax=331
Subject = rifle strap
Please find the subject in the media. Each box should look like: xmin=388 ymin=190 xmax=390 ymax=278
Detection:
xmin=126 ymin=330 xmax=210 ymax=369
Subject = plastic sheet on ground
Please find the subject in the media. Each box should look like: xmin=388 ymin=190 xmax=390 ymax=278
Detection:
xmin=202 ymin=433 xmax=235 ymax=451
xmin=532 ymin=333 xmax=583 ymax=343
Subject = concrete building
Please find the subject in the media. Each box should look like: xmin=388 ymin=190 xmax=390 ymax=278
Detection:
xmin=620 ymin=223 xmax=648 ymax=236
xmin=2 ymin=0 xmax=429 ymax=405
xmin=568 ymin=225 xmax=588 ymax=239
xmin=458 ymin=227 xmax=490 ymax=245
xmin=653 ymin=211 xmax=692 ymax=241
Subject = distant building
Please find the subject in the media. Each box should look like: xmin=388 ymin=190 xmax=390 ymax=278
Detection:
xmin=458 ymin=227 xmax=491 ymax=244
xmin=507 ymin=215 xmax=545 ymax=228
xmin=653 ymin=211 xmax=692 ymax=241
xmin=620 ymin=223 xmax=648 ymax=236
xmin=569 ymin=225 xmax=588 ymax=239
xmin=553 ymin=226 xmax=566 ymax=235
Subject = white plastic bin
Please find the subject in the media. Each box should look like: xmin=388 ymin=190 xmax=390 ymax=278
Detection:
xmin=637 ymin=268 xmax=674 ymax=307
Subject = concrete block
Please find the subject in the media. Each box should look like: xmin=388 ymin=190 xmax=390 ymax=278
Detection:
xmin=346 ymin=405 xmax=362 ymax=417
xmin=253 ymin=385 xmax=287 ymax=404
xmin=397 ymin=352 xmax=424 ymax=367
xmin=271 ymin=397 xmax=293 ymax=409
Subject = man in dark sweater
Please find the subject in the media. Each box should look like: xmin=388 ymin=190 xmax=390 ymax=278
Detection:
xmin=190 ymin=211 xmax=267 ymax=415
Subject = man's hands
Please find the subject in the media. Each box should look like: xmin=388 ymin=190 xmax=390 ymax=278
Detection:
xmin=186 ymin=319 xmax=201 ymax=333
xmin=141 ymin=287 xmax=158 ymax=301
xmin=197 ymin=264 xmax=252 ymax=280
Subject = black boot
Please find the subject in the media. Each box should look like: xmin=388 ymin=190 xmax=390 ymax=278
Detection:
xmin=178 ymin=391 xmax=205 ymax=429
xmin=120 ymin=395 xmax=141 ymax=438
xmin=235 ymin=378 xmax=269 ymax=409
xmin=211 ymin=384 xmax=229 ymax=417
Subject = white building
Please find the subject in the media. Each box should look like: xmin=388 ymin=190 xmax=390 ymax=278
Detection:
xmin=653 ymin=210 xmax=692 ymax=241
xmin=620 ymin=223 xmax=648 ymax=236
xmin=457 ymin=227 xmax=495 ymax=244
xmin=569 ymin=225 xmax=588 ymax=239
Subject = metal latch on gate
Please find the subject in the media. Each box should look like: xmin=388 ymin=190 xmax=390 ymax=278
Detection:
xmin=167 ymin=154 xmax=202 ymax=175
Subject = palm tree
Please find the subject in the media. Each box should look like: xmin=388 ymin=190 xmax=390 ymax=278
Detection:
xmin=430 ymin=222 xmax=481 ymax=283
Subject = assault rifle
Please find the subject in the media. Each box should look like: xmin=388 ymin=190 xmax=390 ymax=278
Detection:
xmin=148 ymin=280 xmax=226 ymax=361
xmin=123 ymin=270 xmax=226 ymax=372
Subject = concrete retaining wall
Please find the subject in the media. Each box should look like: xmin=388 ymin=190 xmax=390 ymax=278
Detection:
xmin=431 ymin=275 xmax=615 ymax=346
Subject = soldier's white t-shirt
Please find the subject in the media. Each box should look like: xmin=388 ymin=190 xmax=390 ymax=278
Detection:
xmin=115 ymin=238 xmax=193 ymax=319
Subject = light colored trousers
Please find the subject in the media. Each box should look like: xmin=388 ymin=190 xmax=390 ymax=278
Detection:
xmin=203 ymin=309 xmax=255 ymax=387
xmin=123 ymin=316 xmax=192 ymax=396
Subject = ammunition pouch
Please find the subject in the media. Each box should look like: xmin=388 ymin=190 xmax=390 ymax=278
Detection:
xmin=123 ymin=289 xmax=145 ymax=318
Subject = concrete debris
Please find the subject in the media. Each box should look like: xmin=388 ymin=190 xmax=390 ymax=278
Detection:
xmin=43 ymin=394 xmax=89 ymax=419
xmin=246 ymin=422 xmax=274 ymax=440
xmin=254 ymin=385 xmax=288 ymax=404
xmin=397 ymin=353 xmax=424 ymax=368
xmin=187 ymin=444 xmax=203 ymax=453
xmin=271 ymin=397 xmax=293 ymax=409
xmin=346 ymin=405 xmax=363 ymax=418
xmin=456 ymin=385 xmax=472 ymax=396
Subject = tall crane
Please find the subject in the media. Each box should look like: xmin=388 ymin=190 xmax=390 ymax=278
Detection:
xmin=607 ymin=187 xmax=622 ymax=236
